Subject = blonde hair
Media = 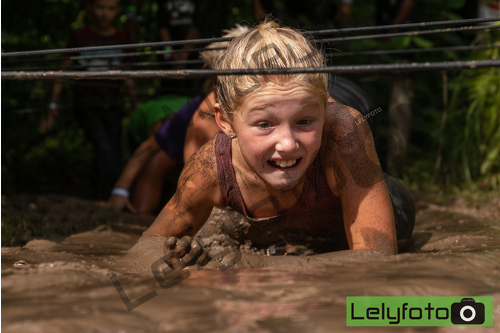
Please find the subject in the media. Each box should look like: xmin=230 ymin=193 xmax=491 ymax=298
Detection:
xmin=199 ymin=24 xmax=250 ymax=70
xmin=216 ymin=21 xmax=328 ymax=121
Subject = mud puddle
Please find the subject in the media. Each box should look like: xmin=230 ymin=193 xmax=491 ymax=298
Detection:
xmin=2 ymin=194 xmax=500 ymax=332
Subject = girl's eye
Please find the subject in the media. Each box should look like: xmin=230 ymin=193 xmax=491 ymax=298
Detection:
xmin=259 ymin=122 xmax=270 ymax=129
xmin=297 ymin=119 xmax=311 ymax=125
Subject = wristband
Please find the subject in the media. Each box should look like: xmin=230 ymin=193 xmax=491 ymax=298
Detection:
xmin=49 ymin=102 xmax=58 ymax=110
xmin=111 ymin=187 xmax=130 ymax=198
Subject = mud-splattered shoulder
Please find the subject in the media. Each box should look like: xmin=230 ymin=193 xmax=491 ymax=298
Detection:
xmin=322 ymin=102 xmax=371 ymax=147
xmin=321 ymin=102 xmax=384 ymax=190
xmin=176 ymin=134 xmax=222 ymax=206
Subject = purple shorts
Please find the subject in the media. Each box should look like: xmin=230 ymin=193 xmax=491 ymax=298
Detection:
xmin=154 ymin=95 xmax=203 ymax=159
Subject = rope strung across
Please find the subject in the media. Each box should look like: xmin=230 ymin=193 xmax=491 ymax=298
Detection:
xmin=2 ymin=17 xmax=499 ymax=58
xmin=2 ymin=46 xmax=225 ymax=65
xmin=2 ymin=17 xmax=499 ymax=79
xmin=328 ymin=44 xmax=499 ymax=58
xmin=3 ymin=60 xmax=500 ymax=80
xmin=318 ymin=24 xmax=500 ymax=43
xmin=4 ymin=43 xmax=500 ymax=72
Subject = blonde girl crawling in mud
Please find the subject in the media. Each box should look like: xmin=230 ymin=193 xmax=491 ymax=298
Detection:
xmin=138 ymin=21 xmax=415 ymax=268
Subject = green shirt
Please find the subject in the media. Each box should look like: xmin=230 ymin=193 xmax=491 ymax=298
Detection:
xmin=128 ymin=95 xmax=191 ymax=145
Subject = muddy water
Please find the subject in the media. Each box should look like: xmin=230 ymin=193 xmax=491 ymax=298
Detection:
xmin=2 ymin=196 xmax=500 ymax=332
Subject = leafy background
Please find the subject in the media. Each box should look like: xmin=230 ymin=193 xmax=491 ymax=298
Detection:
xmin=2 ymin=0 xmax=499 ymax=201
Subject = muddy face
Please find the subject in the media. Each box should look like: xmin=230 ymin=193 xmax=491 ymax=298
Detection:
xmin=230 ymin=84 xmax=325 ymax=191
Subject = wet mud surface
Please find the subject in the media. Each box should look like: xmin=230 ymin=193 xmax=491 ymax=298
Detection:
xmin=2 ymin=194 xmax=500 ymax=332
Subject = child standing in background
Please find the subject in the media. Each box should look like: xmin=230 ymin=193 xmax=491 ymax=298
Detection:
xmin=41 ymin=0 xmax=137 ymax=200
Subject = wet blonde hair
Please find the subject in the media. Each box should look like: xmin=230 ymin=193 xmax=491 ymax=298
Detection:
xmin=216 ymin=21 xmax=328 ymax=121
xmin=200 ymin=24 xmax=250 ymax=70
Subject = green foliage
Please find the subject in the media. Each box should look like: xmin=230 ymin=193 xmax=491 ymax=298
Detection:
xmin=1 ymin=209 xmax=44 ymax=247
xmin=442 ymin=29 xmax=500 ymax=190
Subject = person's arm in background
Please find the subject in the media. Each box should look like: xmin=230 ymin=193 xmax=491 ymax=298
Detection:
xmin=183 ymin=91 xmax=219 ymax=164
xmin=40 ymin=59 xmax=73 ymax=132
xmin=124 ymin=78 xmax=139 ymax=110
xmin=169 ymin=25 xmax=201 ymax=69
xmin=107 ymin=133 xmax=162 ymax=213
xmin=158 ymin=2 xmax=177 ymax=64
xmin=391 ymin=0 xmax=417 ymax=27
xmin=335 ymin=0 xmax=353 ymax=26
xmin=253 ymin=0 xmax=268 ymax=22
xmin=123 ymin=1 xmax=140 ymax=107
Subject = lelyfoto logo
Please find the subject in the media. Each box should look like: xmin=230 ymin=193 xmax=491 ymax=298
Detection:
xmin=346 ymin=296 xmax=493 ymax=326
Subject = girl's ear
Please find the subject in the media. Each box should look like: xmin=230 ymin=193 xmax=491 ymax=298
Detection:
xmin=214 ymin=104 xmax=234 ymax=137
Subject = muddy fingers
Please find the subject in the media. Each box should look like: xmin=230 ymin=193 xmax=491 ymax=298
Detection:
xmin=163 ymin=236 xmax=211 ymax=269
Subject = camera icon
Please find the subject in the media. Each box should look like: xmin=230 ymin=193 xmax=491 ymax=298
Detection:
xmin=451 ymin=298 xmax=485 ymax=325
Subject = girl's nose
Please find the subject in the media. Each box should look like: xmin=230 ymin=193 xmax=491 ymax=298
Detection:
xmin=275 ymin=126 xmax=299 ymax=153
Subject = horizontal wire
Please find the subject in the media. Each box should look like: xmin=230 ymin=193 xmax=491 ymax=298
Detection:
xmin=3 ymin=17 xmax=499 ymax=58
xmin=4 ymin=40 xmax=498 ymax=71
xmin=319 ymin=24 xmax=500 ymax=43
xmin=2 ymin=46 xmax=226 ymax=65
xmin=328 ymin=44 xmax=500 ymax=58
xmin=2 ymin=59 xmax=205 ymax=72
xmin=2 ymin=37 xmax=233 ymax=58
xmin=3 ymin=59 xmax=499 ymax=80
xmin=7 ymin=43 xmax=498 ymax=72
xmin=306 ymin=17 xmax=500 ymax=36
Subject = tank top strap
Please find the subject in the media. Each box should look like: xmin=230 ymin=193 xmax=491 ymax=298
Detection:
xmin=215 ymin=131 xmax=247 ymax=212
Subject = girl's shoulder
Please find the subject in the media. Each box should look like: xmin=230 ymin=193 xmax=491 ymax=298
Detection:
xmin=179 ymin=134 xmax=222 ymax=205
xmin=322 ymin=102 xmax=373 ymax=150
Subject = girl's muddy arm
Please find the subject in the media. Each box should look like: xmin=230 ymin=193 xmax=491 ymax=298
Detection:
xmin=325 ymin=104 xmax=397 ymax=256
xmin=144 ymin=136 xmax=221 ymax=239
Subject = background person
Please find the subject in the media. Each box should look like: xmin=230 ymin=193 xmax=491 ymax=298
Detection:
xmin=106 ymin=25 xmax=248 ymax=217
xmin=40 ymin=0 xmax=138 ymax=200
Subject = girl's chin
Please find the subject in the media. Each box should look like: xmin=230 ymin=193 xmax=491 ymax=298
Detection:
xmin=264 ymin=175 xmax=301 ymax=191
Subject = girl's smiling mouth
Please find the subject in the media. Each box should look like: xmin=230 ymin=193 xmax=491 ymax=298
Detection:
xmin=268 ymin=158 xmax=301 ymax=169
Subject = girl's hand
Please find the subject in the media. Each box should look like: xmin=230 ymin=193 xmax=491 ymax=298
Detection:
xmin=107 ymin=194 xmax=138 ymax=214
xmin=163 ymin=236 xmax=211 ymax=269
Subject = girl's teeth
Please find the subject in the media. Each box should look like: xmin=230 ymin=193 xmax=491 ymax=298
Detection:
xmin=275 ymin=159 xmax=297 ymax=168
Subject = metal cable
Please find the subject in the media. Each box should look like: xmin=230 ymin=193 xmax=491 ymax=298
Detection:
xmin=3 ymin=17 xmax=499 ymax=58
xmin=319 ymin=24 xmax=500 ymax=43
xmin=327 ymin=44 xmax=500 ymax=58
xmin=3 ymin=59 xmax=499 ymax=80
xmin=2 ymin=46 xmax=226 ymax=65
xmin=7 ymin=43 xmax=499 ymax=72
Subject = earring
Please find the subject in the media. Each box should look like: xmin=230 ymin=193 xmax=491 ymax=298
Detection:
xmin=229 ymin=133 xmax=235 ymax=139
